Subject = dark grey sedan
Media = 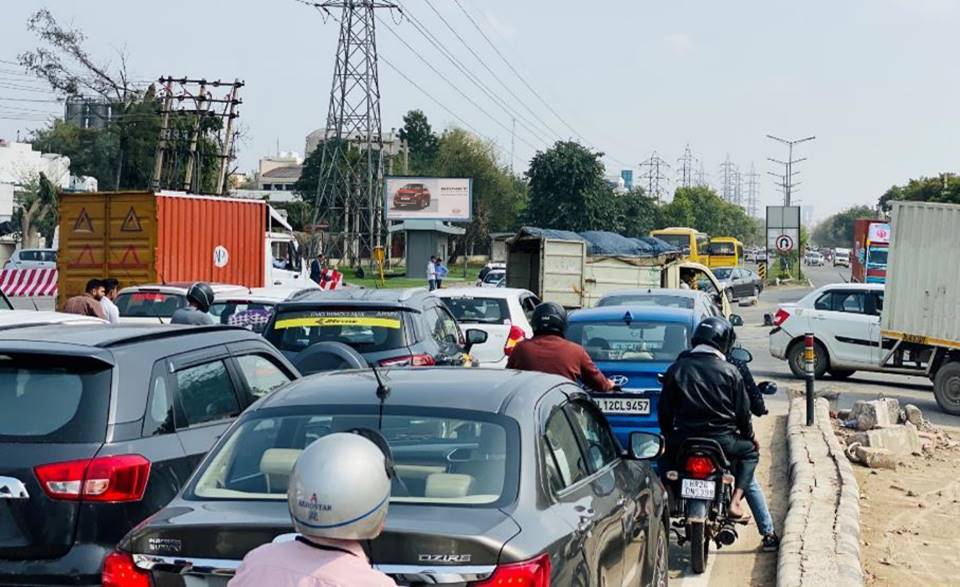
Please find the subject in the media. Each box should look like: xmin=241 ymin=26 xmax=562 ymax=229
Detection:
xmin=713 ymin=267 xmax=763 ymax=301
xmin=110 ymin=368 xmax=670 ymax=586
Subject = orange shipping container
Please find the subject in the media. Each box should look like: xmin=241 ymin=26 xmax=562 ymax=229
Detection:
xmin=58 ymin=191 xmax=267 ymax=307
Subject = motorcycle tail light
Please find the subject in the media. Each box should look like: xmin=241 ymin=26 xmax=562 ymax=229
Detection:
xmin=684 ymin=455 xmax=716 ymax=479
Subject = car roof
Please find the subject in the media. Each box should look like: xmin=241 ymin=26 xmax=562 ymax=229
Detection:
xmin=118 ymin=283 xmax=247 ymax=295
xmin=258 ymin=367 xmax=565 ymax=415
xmin=599 ymin=288 xmax=703 ymax=300
xmin=214 ymin=286 xmax=315 ymax=303
xmin=433 ymin=287 xmax=532 ymax=299
xmin=813 ymin=283 xmax=883 ymax=292
xmin=0 ymin=310 xmax=105 ymax=329
xmin=279 ymin=287 xmax=428 ymax=309
xmin=0 ymin=323 xmax=262 ymax=348
xmin=569 ymin=305 xmax=697 ymax=323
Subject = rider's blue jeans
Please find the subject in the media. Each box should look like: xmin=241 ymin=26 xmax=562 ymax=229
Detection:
xmin=745 ymin=477 xmax=774 ymax=536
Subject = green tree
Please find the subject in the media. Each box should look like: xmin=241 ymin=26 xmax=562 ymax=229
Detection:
xmin=12 ymin=173 xmax=58 ymax=248
xmin=879 ymin=174 xmax=960 ymax=211
xmin=659 ymin=186 xmax=761 ymax=243
xmin=397 ymin=109 xmax=439 ymax=175
xmin=523 ymin=141 xmax=614 ymax=231
xmin=810 ymin=205 xmax=877 ymax=248
xmin=615 ymin=188 xmax=662 ymax=237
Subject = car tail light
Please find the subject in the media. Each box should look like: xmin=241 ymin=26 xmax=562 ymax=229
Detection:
xmin=35 ymin=455 xmax=151 ymax=502
xmin=503 ymin=325 xmax=526 ymax=356
xmin=102 ymin=550 xmax=151 ymax=587
xmin=773 ymin=308 xmax=790 ymax=327
xmin=378 ymin=354 xmax=437 ymax=367
xmin=472 ymin=553 xmax=551 ymax=586
xmin=684 ymin=455 xmax=716 ymax=480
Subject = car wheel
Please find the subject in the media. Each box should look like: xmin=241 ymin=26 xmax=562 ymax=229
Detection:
xmin=787 ymin=339 xmax=829 ymax=379
xmin=829 ymin=369 xmax=856 ymax=380
xmin=934 ymin=361 xmax=960 ymax=416
xmin=650 ymin=519 xmax=669 ymax=587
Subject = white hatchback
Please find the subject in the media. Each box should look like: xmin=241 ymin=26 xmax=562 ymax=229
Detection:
xmin=769 ymin=283 xmax=886 ymax=379
xmin=433 ymin=287 xmax=539 ymax=368
xmin=3 ymin=249 xmax=57 ymax=270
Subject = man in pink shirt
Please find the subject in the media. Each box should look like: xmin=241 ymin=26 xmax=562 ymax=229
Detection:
xmin=229 ymin=432 xmax=396 ymax=587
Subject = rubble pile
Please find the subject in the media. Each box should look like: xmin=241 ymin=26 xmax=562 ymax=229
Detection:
xmin=832 ymin=397 xmax=960 ymax=471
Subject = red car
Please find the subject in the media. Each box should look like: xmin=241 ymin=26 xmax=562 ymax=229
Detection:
xmin=393 ymin=183 xmax=431 ymax=210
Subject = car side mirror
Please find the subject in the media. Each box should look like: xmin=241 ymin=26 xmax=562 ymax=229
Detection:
xmin=656 ymin=372 xmax=665 ymax=385
xmin=729 ymin=314 xmax=744 ymax=327
xmin=629 ymin=431 xmax=664 ymax=461
xmin=729 ymin=346 xmax=752 ymax=363
xmin=464 ymin=328 xmax=488 ymax=353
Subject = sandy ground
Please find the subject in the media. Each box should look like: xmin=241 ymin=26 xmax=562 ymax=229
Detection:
xmin=844 ymin=424 xmax=960 ymax=586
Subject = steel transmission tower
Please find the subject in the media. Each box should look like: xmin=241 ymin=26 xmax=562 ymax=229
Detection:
xmin=719 ymin=154 xmax=738 ymax=203
xmin=310 ymin=0 xmax=398 ymax=266
xmin=639 ymin=151 xmax=671 ymax=203
xmin=744 ymin=162 xmax=761 ymax=217
xmin=677 ymin=143 xmax=696 ymax=189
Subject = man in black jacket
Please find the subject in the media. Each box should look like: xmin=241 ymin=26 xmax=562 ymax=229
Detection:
xmin=658 ymin=316 xmax=758 ymax=519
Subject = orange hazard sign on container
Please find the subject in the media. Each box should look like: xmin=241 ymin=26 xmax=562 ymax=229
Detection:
xmin=121 ymin=206 xmax=143 ymax=232
xmin=73 ymin=208 xmax=94 ymax=233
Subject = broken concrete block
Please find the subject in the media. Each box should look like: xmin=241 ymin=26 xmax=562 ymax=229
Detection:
xmin=850 ymin=398 xmax=901 ymax=431
xmin=853 ymin=446 xmax=898 ymax=470
xmin=853 ymin=424 xmax=921 ymax=455
xmin=904 ymin=404 xmax=923 ymax=427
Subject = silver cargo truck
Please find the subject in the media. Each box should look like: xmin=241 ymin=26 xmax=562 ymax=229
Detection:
xmin=881 ymin=200 xmax=960 ymax=414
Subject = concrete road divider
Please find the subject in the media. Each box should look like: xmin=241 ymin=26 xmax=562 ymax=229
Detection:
xmin=779 ymin=397 xmax=864 ymax=587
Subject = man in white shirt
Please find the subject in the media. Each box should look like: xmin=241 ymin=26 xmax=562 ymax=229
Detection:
xmin=426 ymin=256 xmax=437 ymax=291
xmin=100 ymin=278 xmax=121 ymax=324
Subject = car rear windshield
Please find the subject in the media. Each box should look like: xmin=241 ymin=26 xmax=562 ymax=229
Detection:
xmin=597 ymin=295 xmax=694 ymax=309
xmin=655 ymin=234 xmax=690 ymax=253
xmin=190 ymin=408 xmax=516 ymax=507
xmin=211 ymin=301 xmax=275 ymax=332
xmin=712 ymin=268 xmax=733 ymax=280
xmin=266 ymin=309 xmax=406 ymax=354
xmin=567 ymin=320 xmax=690 ymax=363
xmin=440 ymin=297 xmax=510 ymax=324
xmin=707 ymin=242 xmax=736 ymax=255
xmin=116 ymin=291 xmax=186 ymax=318
xmin=0 ymin=354 xmax=111 ymax=443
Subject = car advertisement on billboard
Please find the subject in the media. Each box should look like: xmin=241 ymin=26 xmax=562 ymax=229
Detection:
xmin=384 ymin=177 xmax=472 ymax=221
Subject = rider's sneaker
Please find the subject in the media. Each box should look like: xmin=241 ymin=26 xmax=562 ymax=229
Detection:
xmin=761 ymin=532 xmax=780 ymax=552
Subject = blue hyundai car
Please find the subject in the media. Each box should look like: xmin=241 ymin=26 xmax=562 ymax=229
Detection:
xmin=566 ymin=305 xmax=701 ymax=447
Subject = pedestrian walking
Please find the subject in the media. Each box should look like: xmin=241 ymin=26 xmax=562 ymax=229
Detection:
xmin=100 ymin=278 xmax=121 ymax=324
xmin=171 ymin=282 xmax=215 ymax=325
xmin=426 ymin=256 xmax=437 ymax=291
xmin=310 ymin=253 xmax=325 ymax=286
xmin=435 ymin=257 xmax=448 ymax=289
xmin=63 ymin=279 xmax=107 ymax=320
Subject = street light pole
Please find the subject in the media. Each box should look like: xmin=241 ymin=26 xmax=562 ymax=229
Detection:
xmin=766 ymin=134 xmax=815 ymax=206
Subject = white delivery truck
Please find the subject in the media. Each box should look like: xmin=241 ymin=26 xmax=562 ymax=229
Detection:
xmin=505 ymin=227 xmax=733 ymax=317
xmin=881 ymin=201 xmax=960 ymax=414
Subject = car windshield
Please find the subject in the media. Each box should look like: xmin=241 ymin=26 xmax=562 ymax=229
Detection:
xmin=115 ymin=291 xmax=186 ymax=318
xmin=0 ymin=354 xmax=111 ymax=443
xmin=265 ymin=309 xmax=406 ymax=353
xmin=440 ymin=297 xmax=509 ymax=324
xmin=566 ymin=320 xmax=690 ymax=363
xmin=597 ymin=295 xmax=694 ymax=309
xmin=712 ymin=268 xmax=734 ymax=279
xmin=655 ymin=234 xmax=691 ymax=253
xmin=708 ymin=242 xmax=736 ymax=255
xmin=190 ymin=408 xmax=515 ymax=507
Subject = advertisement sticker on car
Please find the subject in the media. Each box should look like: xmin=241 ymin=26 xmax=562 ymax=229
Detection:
xmin=274 ymin=312 xmax=402 ymax=330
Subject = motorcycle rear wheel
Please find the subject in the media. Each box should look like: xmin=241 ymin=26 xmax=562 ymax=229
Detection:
xmin=689 ymin=521 xmax=709 ymax=573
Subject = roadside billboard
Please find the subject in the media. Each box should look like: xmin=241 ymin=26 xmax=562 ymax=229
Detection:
xmin=384 ymin=177 xmax=472 ymax=221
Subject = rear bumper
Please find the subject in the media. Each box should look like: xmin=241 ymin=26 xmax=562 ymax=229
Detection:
xmin=769 ymin=327 xmax=791 ymax=360
xmin=0 ymin=543 xmax=109 ymax=586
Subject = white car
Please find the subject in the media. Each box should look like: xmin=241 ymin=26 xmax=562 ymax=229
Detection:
xmin=479 ymin=268 xmax=506 ymax=288
xmin=833 ymin=248 xmax=851 ymax=267
xmin=114 ymin=283 xmax=248 ymax=324
xmin=769 ymin=283 xmax=887 ymax=379
xmin=433 ymin=287 xmax=539 ymax=368
xmin=0 ymin=310 xmax=105 ymax=328
xmin=3 ymin=248 xmax=57 ymax=270
xmin=210 ymin=286 xmax=315 ymax=332
xmin=804 ymin=251 xmax=825 ymax=266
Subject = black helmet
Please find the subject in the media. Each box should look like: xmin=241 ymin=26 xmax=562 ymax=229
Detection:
xmin=186 ymin=282 xmax=215 ymax=313
xmin=531 ymin=301 xmax=567 ymax=336
xmin=691 ymin=316 xmax=735 ymax=355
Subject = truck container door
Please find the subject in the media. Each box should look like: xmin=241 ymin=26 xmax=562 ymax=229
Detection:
xmin=541 ymin=239 xmax=586 ymax=308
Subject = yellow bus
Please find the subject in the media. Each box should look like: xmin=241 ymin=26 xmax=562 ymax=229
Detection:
xmin=707 ymin=237 xmax=744 ymax=269
xmin=650 ymin=227 xmax=711 ymax=266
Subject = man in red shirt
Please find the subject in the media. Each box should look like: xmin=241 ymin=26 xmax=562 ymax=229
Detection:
xmin=507 ymin=301 xmax=618 ymax=392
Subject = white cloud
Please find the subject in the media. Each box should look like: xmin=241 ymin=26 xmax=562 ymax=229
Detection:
xmin=663 ymin=33 xmax=695 ymax=56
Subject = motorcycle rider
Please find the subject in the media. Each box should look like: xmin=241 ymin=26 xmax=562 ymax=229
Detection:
xmin=229 ymin=431 xmax=396 ymax=586
xmin=171 ymin=282 xmax=215 ymax=325
xmin=507 ymin=301 xmax=619 ymax=392
xmin=727 ymin=338 xmax=781 ymax=552
xmin=658 ymin=316 xmax=757 ymax=519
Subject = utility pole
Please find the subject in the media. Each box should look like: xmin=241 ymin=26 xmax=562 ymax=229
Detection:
xmin=215 ymin=79 xmax=242 ymax=195
xmin=181 ymin=80 xmax=208 ymax=193
xmin=151 ymin=78 xmax=174 ymax=190
xmin=744 ymin=162 xmax=761 ymax=217
xmin=766 ymin=134 xmax=815 ymax=206
xmin=677 ymin=143 xmax=696 ymax=189
xmin=719 ymin=154 xmax=738 ymax=203
xmin=638 ymin=151 xmax=671 ymax=203
xmin=510 ymin=117 xmax=516 ymax=175
xmin=307 ymin=0 xmax=398 ymax=267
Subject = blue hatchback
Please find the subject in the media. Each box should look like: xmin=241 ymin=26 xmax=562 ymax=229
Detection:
xmin=567 ymin=305 xmax=699 ymax=447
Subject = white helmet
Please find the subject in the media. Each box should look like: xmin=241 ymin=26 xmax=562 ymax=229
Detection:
xmin=288 ymin=431 xmax=392 ymax=541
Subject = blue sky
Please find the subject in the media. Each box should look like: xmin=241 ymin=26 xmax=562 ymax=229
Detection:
xmin=2 ymin=0 xmax=959 ymax=222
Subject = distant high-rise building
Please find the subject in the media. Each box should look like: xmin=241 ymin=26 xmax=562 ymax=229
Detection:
xmin=64 ymin=97 xmax=118 ymax=130
xmin=621 ymin=169 xmax=634 ymax=191
xmin=802 ymin=206 xmax=814 ymax=227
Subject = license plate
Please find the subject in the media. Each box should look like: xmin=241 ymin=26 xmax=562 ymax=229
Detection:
xmin=595 ymin=397 xmax=650 ymax=415
xmin=681 ymin=478 xmax=716 ymax=500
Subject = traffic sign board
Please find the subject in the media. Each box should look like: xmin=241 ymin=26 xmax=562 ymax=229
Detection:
xmin=775 ymin=234 xmax=794 ymax=252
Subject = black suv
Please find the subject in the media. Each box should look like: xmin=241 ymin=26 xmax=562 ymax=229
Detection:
xmin=263 ymin=288 xmax=487 ymax=373
xmin=0 ymin=324 xmax=299 ymax=586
